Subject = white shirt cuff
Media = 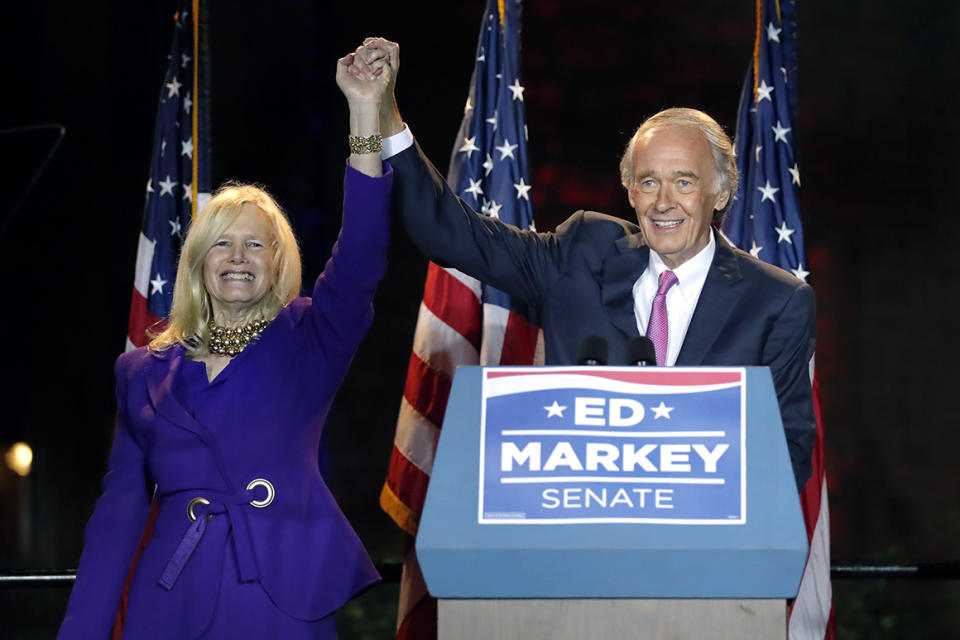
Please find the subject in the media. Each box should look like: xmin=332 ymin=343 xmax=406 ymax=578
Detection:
xmin=381 ymin=123 xmax=414 ymax=159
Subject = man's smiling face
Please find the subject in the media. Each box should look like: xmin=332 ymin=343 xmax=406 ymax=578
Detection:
xmin=627 ymin=126 xmax=730 ymax=269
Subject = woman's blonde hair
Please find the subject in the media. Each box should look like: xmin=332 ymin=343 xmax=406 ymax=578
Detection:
xmin=149 ymin=182 xmax=302 ymax=355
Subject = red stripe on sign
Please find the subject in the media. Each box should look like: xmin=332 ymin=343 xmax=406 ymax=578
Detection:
xmin=386 ymin=446 xmax=431 ymax=516
xmin=127 ymin=292 xmax=165 ymax=348
xmin=499 ymin=310 xmax=540 ymax=365
xmin=421 ymin=263 xmax=482 ymax=348
xmin=487 ymin=369 xmax=743 ymax=386
xmin=403 ymin=353 xmax=451 ymax=428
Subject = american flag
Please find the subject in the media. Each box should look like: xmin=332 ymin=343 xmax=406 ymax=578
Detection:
xmin=380 ymin=1 xmax=541 ymax=637
xmin=113 ymin=3 xmax=210 ymax=637
xmin=127 ymin=0 xmax=211 ymax=351
xmin=721 ymin=1 xmax=835 ymax=638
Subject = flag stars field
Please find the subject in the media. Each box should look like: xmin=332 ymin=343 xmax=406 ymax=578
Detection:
xmin=150 ymin=273 xmax=168 ymax=295
xmin=775 ymin=220 xmax=796 ymax=244
xmin=791 ymin=264 xmax=810 ymax=282
xmin=496 ymin=138 xmax=518 ymax=160
xmin=772 ymin=121 xmax=791 ymax=143
xmin=459 ymin=135 xmax=480 ymax=158
xmin=758 ymin=180 xmax=779 ymax=203
xmin=766 ymin=22 xmax=782 ymax=42
xmin=465 ymin=178 xmax=483 ymax=200
xmin=158 ymin=175 xmax=177 ymax=196
xmin=513 ymin=178 xmax=531 ymax=201
xmin=508 ymin=78 xmax=524 ymax=101
xmin=482 ymin=153 xmax=494 ymax=175
xmin=756 ymin=78 xmax=774 ymax=101
xmin=165 ymin=76 xmax=181 ymax=98
xmin=788 ymin=163 xmax=801 ymax=186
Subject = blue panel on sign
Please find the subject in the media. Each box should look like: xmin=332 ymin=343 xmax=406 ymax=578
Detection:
xmin=479 ymin=368 xmax=746 ymax=524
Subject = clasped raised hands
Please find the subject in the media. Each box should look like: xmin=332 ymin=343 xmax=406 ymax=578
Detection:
xmin=336 ymin=37 xmax=399 ymax=105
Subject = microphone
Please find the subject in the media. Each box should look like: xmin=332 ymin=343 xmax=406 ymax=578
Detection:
xmin=626 ymin=336 xmax=657 ymax=366
xmin=577 ymin=335 xmax=609 ymax=366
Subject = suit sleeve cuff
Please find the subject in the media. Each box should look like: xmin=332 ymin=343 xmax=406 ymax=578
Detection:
xmin=381 ymin=123 xmax=413 ymax=159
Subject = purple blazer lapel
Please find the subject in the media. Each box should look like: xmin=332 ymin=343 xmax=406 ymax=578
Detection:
xmin=676 ymin=231 xmax=747 ymax=365
xmin=145 ymin=347 xmax=219 ymax=450
xmin=600 ymin=233 xmax=648 ymax=340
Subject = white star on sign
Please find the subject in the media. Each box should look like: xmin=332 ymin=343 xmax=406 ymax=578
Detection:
xmin=486 ymin=110 xmax=498 ymax=130
xmin=459 ymin=136 xmax=480 ymax=158
xmin=183 ymin=91 xmax=192 ymax=115
xmin=465 ymin=178 xmax=483 ymax=201
xmin=749 ymin=239 xmax=763 ymax=258
xmin=756 ymin=79 xmax=774 ymax=102
xmin=181 ymin=53 xmax=191 ymax=68
xmin=757 ymin=180 xmax=779 ymax=203
xmin=544 ymin=401 xmax=567 ymax=418
xmin=508 ymin=78 xmax=525 ymax=101
xmin=772 ymin=121 xmax=791 ymax=143
xmin=165 ymin=76 xmax=182 ymax=98
xmin=650 ymin=402 xmax=674 ymax=419
xmin=158 ymin=175 xmax=177 ymax=197
xmin=169 ymin=218 xmax=182 ymax=236
xmin=487 ymin=200 xmax=502 ymax=218
xmin=755 ymin=144 xmax=763 ymax=162
xmin=791 ymin=264 xmax=810 ymax=282
xmin=482 ymin=153 xmax=494 ymax=176
xmin=788 ymin=163 xmax=801 ymax=186
xmin=182 ymin=183 xmax=192 ymax=201
xmin=513 ymin=178 xmax=532 ymax=201
xmin=766 ymin=21 xmax=782 ymax=42
xmin=775 ymin=220 xmax=796 ymax=244
xmin=495 ymin=138 xmax=518 ymax=160
xmin=181 ymin=137 xmax=194 ymax=158
xmin=150 ymin=273 xmax=168 ymax=295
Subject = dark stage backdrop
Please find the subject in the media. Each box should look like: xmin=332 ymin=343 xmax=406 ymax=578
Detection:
xmin=2 ymin=1 xmax=959 ymax=637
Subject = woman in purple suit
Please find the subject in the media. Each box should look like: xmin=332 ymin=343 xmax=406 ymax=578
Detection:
xmin=59 ymin=54 xmax=393 ymax=639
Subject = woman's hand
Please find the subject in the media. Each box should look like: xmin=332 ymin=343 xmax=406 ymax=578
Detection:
xmin=336 ymin=49 xmax=391 ymax=106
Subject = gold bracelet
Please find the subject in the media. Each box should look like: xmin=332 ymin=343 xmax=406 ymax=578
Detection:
xmin=348 ymin=134 xmax=382 ymax=155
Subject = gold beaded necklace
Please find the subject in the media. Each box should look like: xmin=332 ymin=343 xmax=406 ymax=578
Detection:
xmin=207 ymin=318 xmax=270 ymax=357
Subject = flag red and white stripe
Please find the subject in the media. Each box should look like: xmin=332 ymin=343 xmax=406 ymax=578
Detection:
xmin=380 ymin=3 xmax=539 ymax=637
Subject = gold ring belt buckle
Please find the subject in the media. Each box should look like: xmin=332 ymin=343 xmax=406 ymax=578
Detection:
xmin=246 ymin=478 xmax=275 ymax=508
xmin=187 ymin=496 xmax=211 ymax=522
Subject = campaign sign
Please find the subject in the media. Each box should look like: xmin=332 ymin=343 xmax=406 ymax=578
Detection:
xmin=479 ymin=367 xmax=746 ymax=525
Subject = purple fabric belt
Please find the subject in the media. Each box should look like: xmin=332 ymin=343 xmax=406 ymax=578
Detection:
xmin=158 ymin=487 xmax=262 ymax=590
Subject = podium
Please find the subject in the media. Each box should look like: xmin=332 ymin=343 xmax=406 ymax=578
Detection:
xmin=416 ymin=366 xmax=808 ymax=639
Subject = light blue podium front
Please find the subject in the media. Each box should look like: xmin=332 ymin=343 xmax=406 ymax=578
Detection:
xmin=416 ymin=366 xmax=808 ymax=601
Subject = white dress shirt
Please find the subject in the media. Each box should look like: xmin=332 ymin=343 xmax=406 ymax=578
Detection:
xmin=382 ymin=124 xmax=414 ymax=159
xmin=632 ymin=233 xmax=716 ymax=366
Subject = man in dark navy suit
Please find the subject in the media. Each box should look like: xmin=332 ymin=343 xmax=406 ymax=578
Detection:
xmin=360 ymin=38 xmax=815 ymax=490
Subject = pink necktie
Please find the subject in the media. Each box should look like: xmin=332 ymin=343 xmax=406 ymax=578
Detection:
xmin=646 ymin=270 xmax=678 ymax=366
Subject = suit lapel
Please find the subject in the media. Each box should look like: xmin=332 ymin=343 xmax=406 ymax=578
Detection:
xmin=676 ymin=231 xmax=746 ymax=365
xmin=601 ymin=233 xmax=648 ymax=339
xmin=145 ymin=347 xmax=219 ymax=448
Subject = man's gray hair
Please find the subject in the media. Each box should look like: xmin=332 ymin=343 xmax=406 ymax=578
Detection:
xmin=619 ymin=108 xmax=738 ymax=216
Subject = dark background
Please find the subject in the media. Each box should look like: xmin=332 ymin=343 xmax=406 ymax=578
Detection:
xmin=2 ymin=1 xmax=959 ymax=637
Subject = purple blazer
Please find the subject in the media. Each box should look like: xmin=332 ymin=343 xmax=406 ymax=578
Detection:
xmin=59 ymin=164 xmax=392 ymax=639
